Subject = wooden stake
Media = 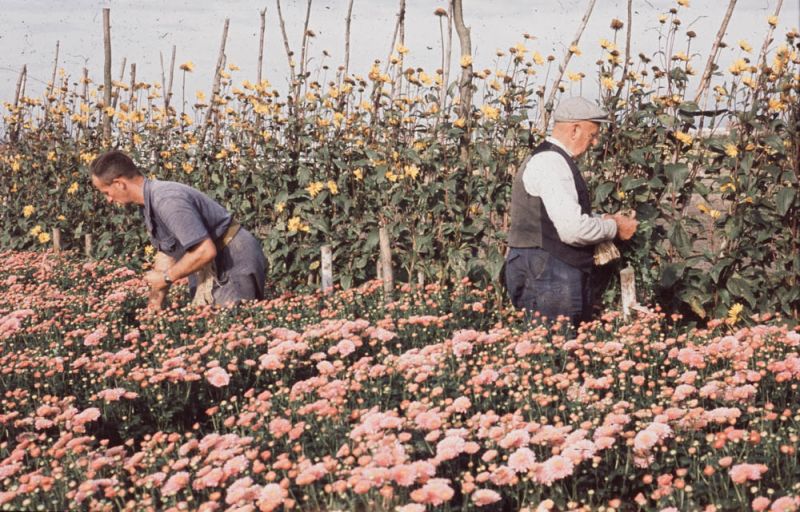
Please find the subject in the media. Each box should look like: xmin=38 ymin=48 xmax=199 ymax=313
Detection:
xmin=451 ymin=0 xmax=473 ymax=161
xmin=694 ymin=0 xmax=737 ymax=104
xmin=84 ymin=234 xmax=93 ymax=258
xmin=52 ymin=228 xmax=61 ymax=253
xmin=166 ymin=45 xmax=176 ymax=113
xmin=113 ymin=57 xmax=126 ymax=108
xmin=620 ymin=266 xmax=636 ymax=320
xmin=343 ymin=0 xmax=354 ymax=79
xmin=541 ymin=0 xmax=596 ymax=129
xmin=540 ymin=0 xmax=596 ymax=130
xmin=257 ymin=8 xmax=267 ymax=84
xmin=298 ymin=0 xmax=313 ymax=96
xmin=48 ymin=41 xmax=60 ymax=98
xmin=102 ymin=8 xmax=113 ymax=140
xmin=129 ymin=63 xmax=137 ymax=107
xmin=200 ymin=18 xmax=230 ymax=144
xmin=275 ymin=0 xmax=297 ymax=88
xmin=321 ymin=244 xmax=333 ymax=292
xmin=378 ymin=224 xmax=393 ymax=300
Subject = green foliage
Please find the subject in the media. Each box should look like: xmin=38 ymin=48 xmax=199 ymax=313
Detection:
xmin=1 ymin=21 xmax=798 ymax=320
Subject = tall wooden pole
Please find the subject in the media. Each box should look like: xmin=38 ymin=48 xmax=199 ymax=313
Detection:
xmin=200 ymin=18 xmax=230 ymax=144
xmin=343 ymin=0 xmax=354 ymax=79
xmin=541 ymin=0 xmax=596 ymax=129
xmin=257 ymin=8 xmax=267 ymax=84
xmin=694 ymin=0 xmax=737 ymax=104
xmin=102 ymin=8 xmax=113 ymax=140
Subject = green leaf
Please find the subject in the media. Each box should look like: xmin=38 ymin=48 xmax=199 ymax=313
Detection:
xmin=664 ymin=163 xmax=689 ymax=190
xmin=776 ymin=186 xmax=796 ymax=216
xmin=726 ymin=275 xmax=757 ymax=308
xmin=659 ymin=263 xmax=685 ymax=288
xmin=594 ymin=182 xmax=615 ymax=203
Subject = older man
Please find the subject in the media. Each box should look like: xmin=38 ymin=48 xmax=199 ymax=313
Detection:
xmin=90 ymin=150 xmax=266 ymax=310
xmin=505 ymin=97 xmax=637 ymax=327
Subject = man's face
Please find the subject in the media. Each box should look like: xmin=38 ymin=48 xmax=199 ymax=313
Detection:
xmin=91 ymin=175 xmax=129 ymax=205
xmin=572 ymin=121 xmax=601 ymax=157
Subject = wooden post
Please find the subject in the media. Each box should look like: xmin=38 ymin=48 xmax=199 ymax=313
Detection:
xmin=112 ymin=57 xmax=126 ymax=108
xmin=378 ymin=224 xmax=393 ymax=300
xmin=320 ymin=244 xmax=333 ymax=292
xmin=102 ymin=8 xmax=112 ymax=140
xmin=84 ymin=234 xmax=93 ymax=258
xmin=343 ymin=0 xmax=354 ymax=79
xmin=11 ymin=65 xmax=26 ymax=143
xmin=166 ymin=45 xmax=176 ymax=113
xmin=541 ymin=0 xmax=596 ymax=129
xmin=129 ymin=63 xmax=137 ymax=107
xmin=48 ymin=41 xmax=60 ymax=98
xmin=451 ymin=0 xmax=472 ymax=162
xmin=257 ymin=8 xmax=267 ymax=84
xmin=620 ymin=266 xmax=636 ymax=320
xmin=200 ymin=18 xmax=230 ymax=144
xmin=52 ymin=228 xmax=61 ymax=253
xmin=694 ymin=0 xmax=737 ymax=104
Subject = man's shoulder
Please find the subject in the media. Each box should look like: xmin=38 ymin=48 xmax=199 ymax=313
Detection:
xmin=522 ymin=147 xmax=572 ymax=176
xmin=150 ymin=180 xmax=202 ymax=202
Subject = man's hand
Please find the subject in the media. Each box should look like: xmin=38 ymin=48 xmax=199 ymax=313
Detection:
xmin=144 ymin=270 xmax=169 ymax=291
xmin=613 ymin=212 xmax=638 ymax=241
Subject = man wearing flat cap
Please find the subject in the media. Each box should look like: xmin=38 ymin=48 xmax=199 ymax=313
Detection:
xmin=505 ymin=96 xmax=637 ymax=327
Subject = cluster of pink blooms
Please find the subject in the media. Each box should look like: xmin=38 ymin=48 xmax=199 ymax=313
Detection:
xmin=0 ymin=251 xmax=799 ymax=511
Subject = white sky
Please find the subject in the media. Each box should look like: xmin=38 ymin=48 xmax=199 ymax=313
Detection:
xmin=0 ymin=0 xmax=798 ymax=106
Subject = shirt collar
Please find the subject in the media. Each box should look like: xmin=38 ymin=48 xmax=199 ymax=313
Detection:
xmin=545 ymin=136 xmax=573 ymax=157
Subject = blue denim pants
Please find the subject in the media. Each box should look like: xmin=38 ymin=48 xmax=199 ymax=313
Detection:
xmin=505 ymin=247 xmax=592 ymax=327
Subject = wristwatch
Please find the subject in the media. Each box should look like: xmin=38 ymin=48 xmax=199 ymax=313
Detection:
xmin=163 ymin=271 xmax=173 ymax=285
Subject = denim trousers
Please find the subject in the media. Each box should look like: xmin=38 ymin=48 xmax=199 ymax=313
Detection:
xmin=505 ymin=247 xmax=592 ymax=328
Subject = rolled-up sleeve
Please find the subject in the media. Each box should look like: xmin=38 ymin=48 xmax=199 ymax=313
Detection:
xmin=155 ymin=195 xmax=211 ymax=250
xmin=522 ymin=153 xmax=617 ymax=247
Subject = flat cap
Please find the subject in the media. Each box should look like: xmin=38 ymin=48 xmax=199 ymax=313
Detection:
xmin=553 ymin=97 xmax=610 ymax=123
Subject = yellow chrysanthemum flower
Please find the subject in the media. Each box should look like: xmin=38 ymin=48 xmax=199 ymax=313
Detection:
xmin=306 ymin=181 xmax=324 ymax=198
xmin=724 ymin=144 xmax=738 ymax=158
xmin=23 ymin=205 xmax=35 ymax=218
xmin=38 ymin=232 xmax=51 ymax=244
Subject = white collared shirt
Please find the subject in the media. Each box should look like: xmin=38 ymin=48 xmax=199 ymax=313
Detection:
xmin=521 ymin=136 xmax=617 ymax=246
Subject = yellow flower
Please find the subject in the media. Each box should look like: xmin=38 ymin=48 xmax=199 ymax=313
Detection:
xmin=306 ymin=181 xmax=324 ymax=198
xmin=727 ymin=302 xmax=744 ymax=324
xmin=599 ymin=38 xmax=614 ymax=50
xmin=729 ymin=59 xmax=748 ymax=75
xmin=30 ymin=225 xmax=42 ymax=237
xmin=672 ymin=51 xmax=689 ymax=62
xmin=47 ymin=151 xmax=56 ymax=161
xmin=674 ymin=131 xmax=693 ymax=146
xmin=567 ymin=72 xmax=583 ymax=82
xmin=460 ymin=55 xmax=473 ymax=68
xmin=275 ymin=201 xmax=286 ymax=213
xmin=602 ymin=76 xmax=616 ymax=90
xmin=658 ymin=14 xmax=668 ymax=24
xmin=767 ymin=15 xmax=778 ymax=27
xmin=38 ymin=232 xmax=51 ymax=244
xmin=569 ymin=45 xmax=582 ymax=56
xmin=180 ymin=61 xmax=194 ymax=72
xmin=677 ymin=0 xmax=689 ymax=6
xmin=453 ymin=118 xmax=466 ymax=128
xmin=196 ymin=90 xmax=206 ymax=102
xmin=353 ymin=168 xmax=363 ymax=181
xmin=709 ymin=209 xmax=721 ymax=219
xmin=396 ymin=44 xmax=409 ymax=55
xmin=228 ymin=63 xmax=240 ymax=71
xmin=215 ymin=149 xmax=228 ymax=159
xmin=287 ymin=216 xmax=308 ymax=233
xmin=724 ymin=144 xmax=738 ymax=158
xmin=104 ymin=107 xmax=115 ymax=117
xmin=738 ymin=40 xmax=752 ymax=53
xmin=23 ymin=205 xmax=35 ymax=218
xmin=57 ymin=215 xmax=66 ymax=221
xmin=385 ymin=170 xmax=399 ymax=183
xmin=144 ymin=245 xmax=154 ymax=256
xmin=697 ymin=203 xmax=709 ymax=214
xmin=532 ymin=51 xmax=544 ymax=65
xmin=327 ymin=180 xmax=339 ymax=195
xmin=403 ymin=164 xmax=419 ymax=180
xmin=481 ymin=105 xmax=500 ymax=120
xmin=720 ymin=182 xmax=736 ymax=193
xmin=513 ymin=42 xmax=527 ymax=55
xmin=67 ymin=181 xmax=79 ymax=194
xmin=617 ymin=190 xmax=626 ymax=200
xmin=768 ymin=97 xmax=785 ymax=112
xmin=182 ymin=162 xmax=194 ymax=174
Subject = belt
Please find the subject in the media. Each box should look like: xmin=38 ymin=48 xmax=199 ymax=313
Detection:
xmin=217 ymin=221 xmax=241 ymax=251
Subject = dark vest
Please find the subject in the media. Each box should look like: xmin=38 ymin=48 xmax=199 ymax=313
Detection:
xmin=508 ymin=140 xmax=594 ymax=271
